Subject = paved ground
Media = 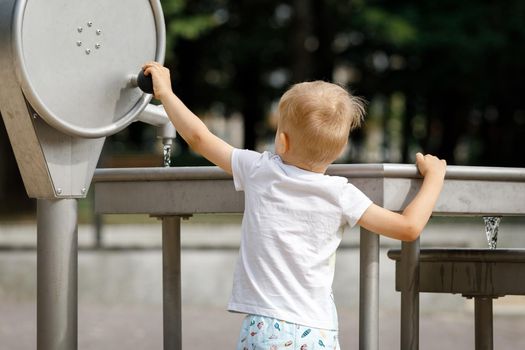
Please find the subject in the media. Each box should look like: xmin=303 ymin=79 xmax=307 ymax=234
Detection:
xmin=1 ymin=218 xmax=524 ymax=349
xmin=1 ymin=303 xmax=525 ymax=349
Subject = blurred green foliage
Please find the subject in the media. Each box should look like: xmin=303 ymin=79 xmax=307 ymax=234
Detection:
xmin=2 ymin=0 xmax=525 ymax=215
xmin=147 ymin=0 xmax=525 ymax=167
xmin=162 ymin=0 xmax=218 ymax=60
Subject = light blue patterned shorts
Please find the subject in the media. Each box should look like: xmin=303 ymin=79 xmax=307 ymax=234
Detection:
xmin=236 ymin=314 xmax=340 ymax=350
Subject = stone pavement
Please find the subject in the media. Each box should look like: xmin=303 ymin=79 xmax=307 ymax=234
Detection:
xmin=1 ymin=218 xmax=525 ymax=349
xmin=1 ymin=302 xmax=524 ymax=349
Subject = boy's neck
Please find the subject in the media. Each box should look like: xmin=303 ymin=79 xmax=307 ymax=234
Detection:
xmin=281 ymin=156 xmax=328 ymax=174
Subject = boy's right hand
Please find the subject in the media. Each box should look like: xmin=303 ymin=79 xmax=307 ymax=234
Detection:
xmin=415 ymin=152 xmax=447 ymax=178
xmin=358 ymin=152 xmax=447 ymax=241
xmin=142 ymin=62 xmax=173 ymax=101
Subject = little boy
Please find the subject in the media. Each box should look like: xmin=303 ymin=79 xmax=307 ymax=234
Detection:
xmin=143 ymin=62 xmax=446 ymax=350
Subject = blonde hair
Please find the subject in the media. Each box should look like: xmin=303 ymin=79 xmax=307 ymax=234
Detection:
xmin=277 ymin=81 xmax=365 ymax=167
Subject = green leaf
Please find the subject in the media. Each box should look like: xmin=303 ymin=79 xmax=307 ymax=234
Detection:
xmin=168 ymin=15 xmax=217 ymax=40
xmin=361 ymin=7 xmax=417 ymax=47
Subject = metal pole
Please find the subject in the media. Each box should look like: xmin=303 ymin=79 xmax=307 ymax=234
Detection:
xmin=37 ymin=199 xmax=78 ymax=350
xmin=359 ymin=228 xmax=379 ymax=350
xmin=162 ymin=216 xmax=182 ymax=350
xmin=474 ymin=297 xmax=493 ymax=350
xmin=400 ymin=238 xmax=420 ymax=350
xmin=94 ymin=213 xmax=103 ymax=249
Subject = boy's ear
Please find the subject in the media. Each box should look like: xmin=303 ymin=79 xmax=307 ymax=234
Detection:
xmin=277 ymin=132 xmax=289 ymax=154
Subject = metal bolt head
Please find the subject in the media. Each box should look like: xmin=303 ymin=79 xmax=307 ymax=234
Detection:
xmin=95 ymin=43 xmax=101 ymax=49
xmin=96 ymin=29 xmax=102 ymax=35
xmin=81 ymin=188 xmax=87 ymax=194
xmin=77 ymin=27 xmax=83 ymax=33
xmin=87 ymin=21 xmax=93 ymax=27
xmin=85 ymin=48 xmax=91 ymax=55
xmin=56 ymin=188 xmax=62 ymax=195
xmin=76 ymin=41 xmax=82 ymax=47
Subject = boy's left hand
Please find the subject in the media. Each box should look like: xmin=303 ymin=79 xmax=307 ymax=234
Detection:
xmin=142 ymin=62 xmax=173 ymax=101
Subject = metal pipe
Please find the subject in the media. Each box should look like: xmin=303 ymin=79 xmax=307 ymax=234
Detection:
xmin=162 ymin=216 xmax=182 ymax=350
xmin=37 ymin=199 xmax=78 ymax=350
xmin=400 ymin=238 xmax=420 ymax=350
xmin=332 ymin=163 xmax=525 ymax=181
xmin=475 ymin=297 xmax=494 ymax=350
xmin=94 ymin=166 xmax=231 ymax=182
xmin=159 ymin=122 xmax=176 ymax=143
xmin=93 ymin=164 xmax=525 ymax=183
xmin=359 ymin=228 xmax=379 ymax=350
xmin=136 ymin=104 xmax=170 ymax=128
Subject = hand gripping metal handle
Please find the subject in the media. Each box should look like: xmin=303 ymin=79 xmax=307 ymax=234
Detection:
xmin=130 ymin=69 xmax=154 ymax=94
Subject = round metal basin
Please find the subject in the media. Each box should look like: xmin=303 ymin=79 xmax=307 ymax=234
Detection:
xmin=388 ymin=249 xmax=525 ymax=297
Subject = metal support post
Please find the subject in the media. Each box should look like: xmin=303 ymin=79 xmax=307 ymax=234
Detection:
xmin=359 ymin=228 xmax=379 ymax=350
xmin=400 ymin=238 xmax=420 ymax=350
xmin=162 ymin=216 xmax=182 ymax=350
xmin=37 ymin=199 xmax=78 ymax=350
xmin=94 ymin=213 xmax=103 ymax=249
xmin=474 ymin=297 xmax=493 ymax=350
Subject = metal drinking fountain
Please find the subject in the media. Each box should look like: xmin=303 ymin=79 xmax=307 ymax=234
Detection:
xmin=3 ymin=1 xmax=525 ymax=350
xmin=0 ymin=1 xmax=172 ymax=349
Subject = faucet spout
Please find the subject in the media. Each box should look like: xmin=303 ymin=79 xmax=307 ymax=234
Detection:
xmin=136 ymin=104 xmax=177 ymax=165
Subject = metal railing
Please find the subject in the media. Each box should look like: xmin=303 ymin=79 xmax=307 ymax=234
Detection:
xmin=93 ymin=164 xmax=525 ymax=350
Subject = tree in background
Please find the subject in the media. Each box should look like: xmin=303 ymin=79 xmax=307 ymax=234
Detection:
xmin=160 ymin=0 xmax=525 ymax=166
xmin=2 ymin=0 xmax=525 ymax=216
xmin=368 ymin=0 xmax=525 ymax=166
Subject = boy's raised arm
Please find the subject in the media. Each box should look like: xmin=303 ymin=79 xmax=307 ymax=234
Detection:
xmin=143 ymin=62 xmax=233 ymax=174
xmin=357 ymin=153 xmax=446 ymax=241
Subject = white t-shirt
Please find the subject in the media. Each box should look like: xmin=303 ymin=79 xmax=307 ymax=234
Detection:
xmin=227 ymin=149 xmax=373 ymax=330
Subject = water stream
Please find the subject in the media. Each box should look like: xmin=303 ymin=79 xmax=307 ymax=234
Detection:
xmin=483 ymin=216 xmax=502 ymax=249
xmin=163 ymin=144 xmax=171 ymax=167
